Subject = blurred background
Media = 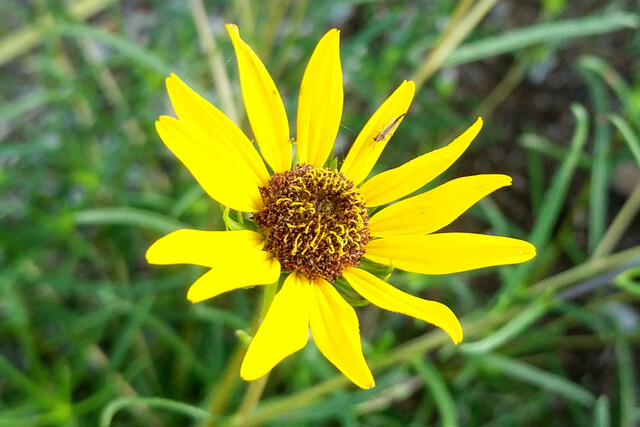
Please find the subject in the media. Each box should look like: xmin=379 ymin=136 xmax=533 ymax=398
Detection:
xmin=2 ymin=0 xmax=640 ymax=425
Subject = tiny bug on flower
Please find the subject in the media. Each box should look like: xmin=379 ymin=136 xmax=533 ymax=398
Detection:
xmin=374 ymin=114 xmax=405 ymax=142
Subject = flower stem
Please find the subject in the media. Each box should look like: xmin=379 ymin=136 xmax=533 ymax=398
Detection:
xmin=261 ymin=280 xmax=279 ymax=319
xmin=202 ymin=343 xmax=245 ymax=423
xmin=202 ymin=280 xmax=279 ymax=424
xmin=228 ymin=281 xmax=279 ymax=424
xmin=234 ymin=373 xmax=270 ymax=425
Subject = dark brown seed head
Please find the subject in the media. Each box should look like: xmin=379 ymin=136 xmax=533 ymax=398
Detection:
xmin=253 ymin=164 xmax=370 ymax=282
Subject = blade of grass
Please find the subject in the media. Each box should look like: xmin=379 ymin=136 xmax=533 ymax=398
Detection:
xmin=525 ymin=141 xmax=545 ymax=216
xmin=52 ymin=23 xmax=173 ymax=78
xmin=579 ymin=56 xmax=640 ymax=131
xmin=477 ymin=353 xmax=596 ymax=407
xmin=190 ymin=0 xmax=239 ymax=123
xmin=0 ymin=0 xmax=118 ymax=65
xmin=615 ymin=335 xmax=636 ymax=427
xmin=413 ymin=0 xmax=500 ymax=87
xmin=461 ymin=298 xmax=550 ymax=354
xmin=608 ymin=114 xmax=640 ymax=166
xmin=578 ymin=59 xmax=612 ymax=254
xmin=0 ymin=89 xmax=68 ymax=125
xmin=445 ymin=12 xmax=639 ymax=67
xmin=100 ymin=396 xmax=222 ymax=427
xmin=593 ymin=396 xmax=611 ymax=427
xmin=520 ymin=133 xmax=591 ymax=169
xmin=411 ymin=358 xmax=459 ymax=427
xmin=592 ymin=183 xmax=640 ymax=258
xmin=498 ymin=103 xmax=589 ymax=309
xmin=72 ymin=207 xmax=189 ymax=234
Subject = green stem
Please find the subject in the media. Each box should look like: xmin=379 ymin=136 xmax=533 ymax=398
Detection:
xmin=261 ymin=281 xmax=279 ymax=319
xmin=234 ymin=374 xmax=270 ymax=425
xmin=202 ymin=280 xmax=279 ymax=425
xmin=202 ymin=343 xmax=246 ymax=423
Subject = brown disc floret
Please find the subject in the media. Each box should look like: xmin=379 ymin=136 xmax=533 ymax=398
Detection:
xmin=254 ymin=164 xmax=370 ymax=282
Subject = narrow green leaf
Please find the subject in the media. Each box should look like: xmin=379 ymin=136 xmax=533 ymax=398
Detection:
xmin=608 ymin=114 xmax=640 ymax=167
xmin=0 ymin=89 xmax=68 ymax=125
xmin=462 ymin=299 xmax=549 ymax=354
xmin=72 ymin=207 xmax=189 ymax=234
xmin=498 ymin=104 xmax=589 ymax=307
xmin=411 ymin=358 xmax=459 ymax=427
xmin=578 ymin=56 xmax=640 ymax=131
xmin=445 ymin=12 xmax=639 ymax=66
xmin=593 ymin=396 xmax=610 ymax=427
xmin=52 ymin=23 xmax=173 ymax=78
xmin=478 ymin=353 xmax=596 ymax=407
xmin=578 ymin=60 xmax=612 ymax=253
xmin=100 ymin=397 xmax=221 ymax=427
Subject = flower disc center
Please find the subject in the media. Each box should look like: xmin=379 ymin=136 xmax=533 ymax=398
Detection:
xmin=254 ymin=164 xmax=370 ymax=282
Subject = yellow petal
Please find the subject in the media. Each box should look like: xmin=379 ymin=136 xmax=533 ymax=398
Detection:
xmin=296 ymin=29 xmax=343 ymax=167
xmin=341 ymin=81 xmax=415 ymax=185
xmin=309 ymin=278 xmax=375 ymax=389
xmin=360 ymin=118 xmax=483 ymax=207
xmin=156 ymin=116 xmax=263 ymax=212
xmin=241 ymin=272 xmax=310 ymax=381
xmin=342 ymin=267 xmax=463 ymax=344
xmin=369 ymin=174 xmax=512 ymax=237
xmin=364 ymin=233 xmax=536 ymax=274
xmin=146 ymin=229 xmax=264 ymax=267
xmin=226 ymin=24 xmax=291 ymax=173
xmin=165 ymin=74 xmax=270 ymax=187
xmin=187 ymin=252 xmax=281 ymax=303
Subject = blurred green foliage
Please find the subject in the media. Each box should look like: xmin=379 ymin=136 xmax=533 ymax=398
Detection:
xmin=1 ymin=0 xmax=639 ymax=425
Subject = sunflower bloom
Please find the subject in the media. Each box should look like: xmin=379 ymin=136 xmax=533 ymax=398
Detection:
xmin=147 ymin=24 xmax=536 ymax=389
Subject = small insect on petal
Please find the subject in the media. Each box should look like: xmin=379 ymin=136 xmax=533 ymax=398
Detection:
xmin=374 ymin=114 xmax=405 ymax=142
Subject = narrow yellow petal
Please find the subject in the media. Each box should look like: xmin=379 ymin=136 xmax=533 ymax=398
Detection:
xmin=146 ymin=229 xmax=264 ymax=267
xmin=365 ymin=233 xmax=536 ymax=274
xmin=309 ymin=278 xmax=375 ymax=389
xmin=369 ymin=174 xmax=512 ymax=237
xmin=360 ymin=118 xmax=483 ymax=207
xmin=187 ymin=252 xmax=281 ymax=303
xmin=226 ymin=24 xmax=291 ymax=173
xmin=297 ymin=29 xmax=343 ymax=167
xmin=165 ymin=74 xmax=270 ymax=187
xmin=341 ymin=81 xmax=415 ymax=185
xmin=342 ymin=267 xmax=463 ymax=344
xmin=241 ymin=272 xmax=310 ymax=381
xmin=156 ymin=116 xmax=263 ymax=212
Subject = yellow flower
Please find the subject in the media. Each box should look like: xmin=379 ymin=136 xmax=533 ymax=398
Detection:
xmin=147 ymin=24 xmax=536 ymax=389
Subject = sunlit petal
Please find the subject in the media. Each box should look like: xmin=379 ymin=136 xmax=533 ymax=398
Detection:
xmin=360 ymin=118 xmax=483 ymax=207
xmin=365 ymin=233 xmax=536 ymax=274
xmin=187 ymin=252 xmax=281 ymax=303
xmin=341 ymin=81 xmax=415 ymax=185
xmin=156 ymin=116 xmax=263 ymax=212
xmin=369 ymin=174 xmax=512 ymax=236
xmin=343 ymin=267 xmax=463 ymax=344
xmin=146 ymin=229 xmax=264 ymax=267
xmin=226 ymin=24 xmax=291 ymax=173
xmin=241 ymin=272 xmax=310 ymax=381
xmin=165 ymin=74 xmax=270 ymax=187
xmin=309 ymin=278 xmax=375 ymax=389
xmin=297 ymin=29 xmax=343 ymax=167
